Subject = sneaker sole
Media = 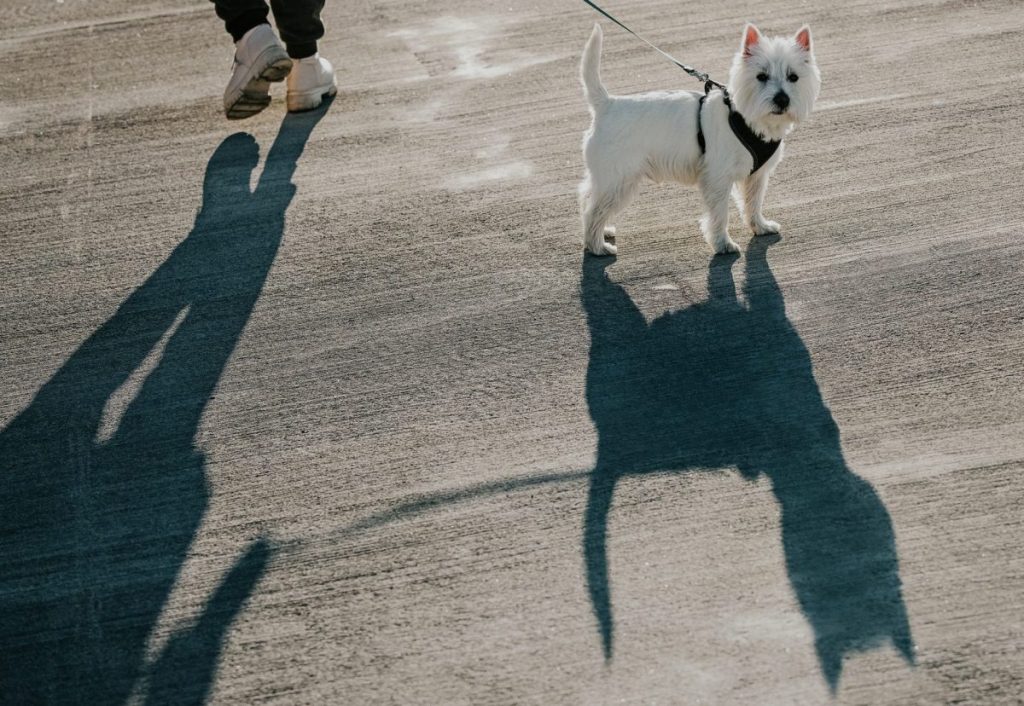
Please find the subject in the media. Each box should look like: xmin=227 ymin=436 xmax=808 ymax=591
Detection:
xmin=225 ymin=53 xmax=293 ymax=120
xmin=286 ymin=83 xmax=338 ymax=113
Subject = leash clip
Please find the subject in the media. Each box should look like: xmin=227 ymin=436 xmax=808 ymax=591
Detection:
xmin=704 ymin=80 xmax=733 ymax=110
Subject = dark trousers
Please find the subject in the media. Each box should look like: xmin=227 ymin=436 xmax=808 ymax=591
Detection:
xmin=211 ymin=0 xmax=325 ymax=58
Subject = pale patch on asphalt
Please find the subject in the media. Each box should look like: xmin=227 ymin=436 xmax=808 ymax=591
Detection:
xmin=391 ymin=16 xmax=558 ymax=125
xmin=405 ymin=97 xmax=450 ymax=123
xmin=446 ymin=134 xmax=533 ymax=189
xmin=815 ymin=93 xmax=914 ymax=111
xmin=853 ymin=422 xmax=1024 ymax=484
xmin=0 ymin=106 xmax=14 ymax=135
xmin=390 ymin=16 xmax=559 ymax=81
xmin=474 ymin=138 xmax=514 ymax=160
xmin=447 ymin=161 xmax=533 ymax=190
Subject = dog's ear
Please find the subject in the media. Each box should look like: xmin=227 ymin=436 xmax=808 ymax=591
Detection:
xmin=742 ymin=24 xmax=762 ymax=57
xmin=795 ymin=25 xmax=812 ymax=52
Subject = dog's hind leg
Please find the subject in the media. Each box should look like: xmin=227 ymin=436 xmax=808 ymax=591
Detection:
xmin=582 ymin=177 xmax=638 ymax=256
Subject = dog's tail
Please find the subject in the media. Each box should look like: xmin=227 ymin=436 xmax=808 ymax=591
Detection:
xmin=581 ymin=24 xmax=609 ymax=110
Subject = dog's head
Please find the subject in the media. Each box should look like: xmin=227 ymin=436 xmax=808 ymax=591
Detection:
xmin=728 ymin=24 xmax=821 ymax=141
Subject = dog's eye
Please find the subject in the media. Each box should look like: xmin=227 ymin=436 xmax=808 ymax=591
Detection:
xmin=787 ymin=73 xmax=799 ymax=82
xmin=756 ymin=72 xmax=769 ymax=82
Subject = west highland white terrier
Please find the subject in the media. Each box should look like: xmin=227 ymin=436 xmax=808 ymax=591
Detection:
xmin=578 ymin=23 xmax=821 ymax=255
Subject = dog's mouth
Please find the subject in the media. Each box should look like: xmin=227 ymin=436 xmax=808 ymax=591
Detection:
xmin=770 ymin=107 xmax=787 ymax=116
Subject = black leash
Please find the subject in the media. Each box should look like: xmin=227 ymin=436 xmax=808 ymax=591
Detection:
xmin=578 ymin=0 xmax=729 ymax=101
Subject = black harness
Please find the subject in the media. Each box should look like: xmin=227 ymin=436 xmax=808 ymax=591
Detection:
xmin=696 ymin=91 xmax=782 ymax=175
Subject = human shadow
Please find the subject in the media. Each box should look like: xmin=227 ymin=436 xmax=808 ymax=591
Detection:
xmin=581 ymin=238 xmax=914 ymax=690
xmin=0 ymin=100 xmax=330 ymax=705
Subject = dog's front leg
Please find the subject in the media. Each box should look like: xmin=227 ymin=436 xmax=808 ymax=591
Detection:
xmin=740 ymin=167 xmax=781 ymax=236
xmin=699 ymin=170 xmax=740 ymax=254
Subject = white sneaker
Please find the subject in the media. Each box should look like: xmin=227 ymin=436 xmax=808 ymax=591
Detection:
xmin=286 ymin=54 xmax=337 ymax=112
xmin=224 ymin=24 xmax=292 ymax=120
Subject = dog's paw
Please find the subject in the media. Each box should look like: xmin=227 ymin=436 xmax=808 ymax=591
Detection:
xmin=753 ymin=220 xmax=781 ymax=236
xmin=586 ymin=240 xmax=618 ymax=256
xmin=711 ymin=237 xmax=740 ymax=255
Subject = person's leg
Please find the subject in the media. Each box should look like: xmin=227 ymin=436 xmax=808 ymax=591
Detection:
xmin=268 ymin=0 xmax=325 ymax=58
xmin=273 ymin=0 xmax=336 ymax=112
xmin=212 ymin=0 xmax=292 ymax=119
xmin=210 ymin=0 xmax=271 ymax=42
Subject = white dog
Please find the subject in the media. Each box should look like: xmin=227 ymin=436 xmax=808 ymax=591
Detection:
xmin=579 ymin=23 xmax=820 ymax=255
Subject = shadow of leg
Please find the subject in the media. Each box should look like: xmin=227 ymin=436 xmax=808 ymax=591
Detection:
xmin=584 ymin=470 xmax=616 ymax=661
xmin=144 ymin=539 xmax=272 ymax=706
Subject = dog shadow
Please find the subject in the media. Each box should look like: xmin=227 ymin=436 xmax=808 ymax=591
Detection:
xmin=581 ymin=236 xmax=914 ymax=689
xmin=0 ymin=99 xmax=331 ymax=704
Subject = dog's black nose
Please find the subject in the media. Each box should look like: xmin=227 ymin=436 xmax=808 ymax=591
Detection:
xmin=773 ymin=91 xmax=790 ymax=110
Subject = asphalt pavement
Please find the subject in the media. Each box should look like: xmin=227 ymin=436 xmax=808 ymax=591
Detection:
xmin=1 ymin=0 xmax=1022 ymax=703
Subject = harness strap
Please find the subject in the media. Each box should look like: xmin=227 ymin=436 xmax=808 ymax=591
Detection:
xmin=697 ymin=90 xmax=781 ymax=175
xmin=728 ymin=109 xmax=781 ymax=174
xmin=696 ymin=93 xmax=707 ymax=154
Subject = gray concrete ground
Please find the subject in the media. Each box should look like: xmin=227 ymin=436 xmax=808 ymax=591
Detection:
xmin=2 ymin=0 xmax=1023 ymax=703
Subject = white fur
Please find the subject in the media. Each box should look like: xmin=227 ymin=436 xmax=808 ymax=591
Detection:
xmin=578 ymin=23 xmax=821 ymax=255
